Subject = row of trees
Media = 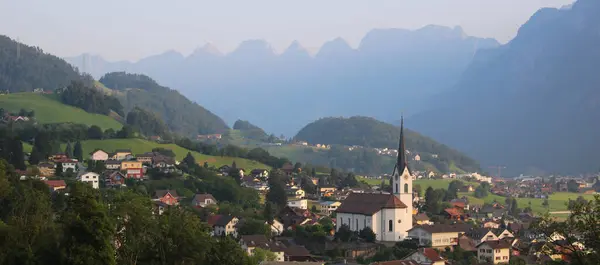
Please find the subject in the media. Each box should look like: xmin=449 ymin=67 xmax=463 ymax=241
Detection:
xmin=60 ymin=81 xmax=124 ymax=116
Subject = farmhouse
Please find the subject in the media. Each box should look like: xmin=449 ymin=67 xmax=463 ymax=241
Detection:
xmin=89 ymin=149 xmax=109 ymax=161
xmin=77 ymin=172 xmax=100 ymax=189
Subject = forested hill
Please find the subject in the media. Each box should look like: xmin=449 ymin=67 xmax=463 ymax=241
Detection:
xmin=233 ymin=119 xmax=269 ymax=141
xmin=0 ymin=35 xmax=82 ymax=92
xmin=295 ymin=116 xmax=481 ymax=173
xmin=98 ymin=72 xmax=229 ymax=136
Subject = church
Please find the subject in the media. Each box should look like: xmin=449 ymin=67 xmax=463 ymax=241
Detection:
xmin=335 ymin=117 xmax=413 ymax=242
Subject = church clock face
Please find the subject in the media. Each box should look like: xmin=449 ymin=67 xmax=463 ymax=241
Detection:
xmin=404 ymin=175 xmax=409 ymax=180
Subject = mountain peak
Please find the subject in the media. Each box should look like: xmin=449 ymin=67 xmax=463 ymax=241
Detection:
xmin=192 ymin=43 xmax=222 ymax=56
xmin=316 ymin=37 xmax=354 ymax=57
xmin=231 ymin=39 xmax=275 ymax=56
xmin=281 ymin=40 xmax=311 ymax=58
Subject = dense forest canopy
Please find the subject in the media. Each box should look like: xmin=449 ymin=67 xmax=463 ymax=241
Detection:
xmin=126 ymin=107 xmax=170 ymax=138
xmin=99 ymin=72 xmax=229 ymax=136
xmin=61 ymin=81 xmax=124 ymax=116
xmin=294 ymin=116 xmax=481 ymax=173
xmin=0 ymin=35 xmax=82 ymax=92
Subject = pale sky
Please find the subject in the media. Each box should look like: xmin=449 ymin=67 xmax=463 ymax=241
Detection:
xmin=0 ymin=0 xmax=575 ymax=61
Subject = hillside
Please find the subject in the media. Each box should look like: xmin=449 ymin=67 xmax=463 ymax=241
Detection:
xmin=66 ymin=26 xmax=499 ymax=135
xmin=411 ymin=0 xmax=600 ymax=175
xmin=0 ymin=93 xmax=122 ymax=130
xmin=0 ymin=35 xmax=82 ymax=92
xmin=291 ymin=116 xmax=480 ymax=174
xmin=232 ymin=119 xmax=269 ymax=141
xmin=98 ymin=72 xmax=229 ymax=136
xmin=63 ymin=139 xmax=270 ymax=172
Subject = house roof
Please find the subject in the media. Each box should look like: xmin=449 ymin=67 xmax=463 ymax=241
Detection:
xmin=444 ymin=207 xmax=464 ymax=216
xmin=408 ymin=224 xmax=472 ymax=234
xmin=215 ymin=215 xmax=236 ymax=227
xmin=105 ymin=160 xmax=121 ymax=165
xmin=44 ymin=180 xmax=66 ymax=188
xmin=458 ymin=235 xmax=477 ymax=251
xmin=251 ymin=168 xmax=267 ymax=174
xmin=240 ymin=235 xmax=286 ymax=252
xmin=371 ymin=260 xmax=419 ymax=265
xmin=413 ymin=213 xmax=430 ymax=221
xmin=89 ymin=149 xmax=107 ymax=155
xmin=283 ymin=245 xmax=311 ymax=257
xmin=207 ymin=215 xmax=223 ymax=226
xmin=38 ymin=162 xmax=54 ymax=168
xmin=467 ymin=228 xmax=493 ymax=239
xmin=336 ymin=193 xmax=407 ymax=215
xmin=419 ymin=248 xmax=443 ymax=262
xmin=153 ymin=190 xmax=179 ymax=199
xmin=192 ymin=193 xmax=217 ymax=203
xmin=476 ymin=240 xmax=512 ymax=249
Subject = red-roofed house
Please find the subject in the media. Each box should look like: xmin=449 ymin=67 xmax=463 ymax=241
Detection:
xmin=444 ymin=207 xmax=467 ymax=220
xmin=44 ymin=180 xmax=66 ymax=191
xmin=404 ymin=247 xmax=445 ymax=265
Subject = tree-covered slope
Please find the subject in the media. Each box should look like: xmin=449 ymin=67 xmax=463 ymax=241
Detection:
xmin=295 ymin=116 xmax=481 ymax=173
xmin=0 ymin=35 xmax=82 ymax=92
xmin=98 ymin=72 xmax=229 ymax=136
xmin=232 ymin=120 xmax=268 ymax=141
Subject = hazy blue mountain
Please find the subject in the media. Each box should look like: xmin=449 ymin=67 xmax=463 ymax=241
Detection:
xmin=410 ymin=0 xmax=600 ymax=175
xmin=65 ymin=25 xmax=499 ymax=136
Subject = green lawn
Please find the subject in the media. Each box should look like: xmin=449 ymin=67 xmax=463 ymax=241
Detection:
xmin=414 ymin=179 xmax=480 ymax=190
xmin=0 ymin=93 xmax=122 ymax=130
xmin=461 ymin=192 xmax=596 ymax=215
xmin=62 ymin=139 xmax=270 ymax=173
xmin=22 ymin=142 xmax=33 ymax=153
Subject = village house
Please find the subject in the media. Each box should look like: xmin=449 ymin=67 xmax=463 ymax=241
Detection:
xmin=197 ymin=134 xmax=222 ymax=140
xmin=38 ymin=162 xmax=55 ymax=177
xmin=104 ymin=171 xmax=126 ymax=187
xmin=208 ymin=215 xmax=239 ymax=237
xmin=102 ymin=158 xmax=119 ymax=169
xmin=121 ymin=161 xmax=142 ymax=170
xmin=191 ymin=193 xmax=217 ymax=208
xmin=476 ymin=240 xmax=511 ymax=264
xmin=125 ymin=168 xmax=144 ymax=179
xmin=89 ymin=149 xmax=109 ymax=161
xmin=270 ymin=219 xmax=285 ymax=235
xmin=287 ymin=188 xmax=305 ymax=199
xmin=278 ymin=206 xmax=313 ymax=229
xmin=251 ymin=169 xmax=269 ymax=178
xmin=319 ymin=201 xmax=341 ymax=215
xmin=483 ymin=221 xmax=500 ymax=229
xmin=136 ymin=152 xmax=155 ymax=164
xmin=56 ymin=158 xmax=78 ymax=172
xmin=412 ymin=213 xmax=432 ymax=225
xmin=319 ymin=186 xmax=336 ymax=197
xmin=77 ymin=172 xmax=100 ymax=189
xmin=407 ymin=224 xmax=471 ymax=249
xmin=49 ymin=153 xmax=68 ymax=162
xmin=239 ymin=235 xmax=286 ymax=261
xmin=152 ymin=190 xmax=179 ymax=206
xmin=444 ymin=207 xmax=468 ymax=221
xmin=467 ymin=228 xmax=498 ymax=244
xmin=43 ymin=180 xmax=67 ymax=192
xmin=152 ymin=155 xmax=175 ymax=169
xmin=110 ymin=149 xmax=133 ymax=161
xmin=403 ymin=248 xmax=445 ymax=265
xmin=287 ymin=199 xmax=308 ymax=210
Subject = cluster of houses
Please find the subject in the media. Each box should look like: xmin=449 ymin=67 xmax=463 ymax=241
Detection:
xmin=490 ymin=176 xmax=600 ymax=198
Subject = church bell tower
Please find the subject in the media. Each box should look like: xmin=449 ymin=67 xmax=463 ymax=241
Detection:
xmin=392 ymin=116 xmax=413 ymax=216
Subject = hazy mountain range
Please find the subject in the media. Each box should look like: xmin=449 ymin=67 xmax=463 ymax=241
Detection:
xmin=66 ymin=25 xmax=499 ymax=136
xmin=411 ymin=0 xmax=600 ymax=175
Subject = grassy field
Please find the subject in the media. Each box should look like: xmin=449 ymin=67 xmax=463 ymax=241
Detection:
xmin=22 ymin=142 xmax=33 ymax=153
xmin=61 ymin=139 xmax=270 ymax=172
xmin=461 ymin=192 xmax=596 ymax=214
xmin=0 ymin=93 xmax=122 ymax=130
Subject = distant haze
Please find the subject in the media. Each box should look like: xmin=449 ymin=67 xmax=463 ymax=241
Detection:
xmin=0 ymin=0 xmax=573 ymax=61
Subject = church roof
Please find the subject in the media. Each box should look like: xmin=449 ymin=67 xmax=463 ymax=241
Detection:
xmin=393 ymin=116 xmax=411 ymax=176
xmin=336 ymin=192 xmax=407 ymax=215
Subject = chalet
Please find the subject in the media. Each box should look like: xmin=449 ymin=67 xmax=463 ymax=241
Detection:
xmin=110 ymin=149 xmax=133 ymax=161
xmin=191 ymin=193 xmax=217 ymax=208
xmin=287 ymin=199 xmax=308 ymax=210
xmin=104 ymin=171 xmax=126 ymax=187
xmin=89 ymin=149 xmax=109 ymax=161
xmin=208 ymin=215 xmax=238 ymax=237
xmin=251 ymin=169 xmax=269 ymax=178
xmin=121 ymin=161 xmax=143 ymax=170
xmin=44 ymin=180 xmax=66 ymax=192
xmin=125 ymin=168 xmax=144 ymax=179
xmin=239 ymin=235 xmax=285 ymax=261
xmin=407 ymin=224 xmax=472 ymax=249
xmin=152 ymin=155 xmax=175 ymax=168
xmin=105 ymin=160 xmax=121 ymax=170
xmin=283 ymin=245 xmax=314 ymax=262
xmin=38 ymin=162 xmax=55 ymax=177
xmin=467 ymin=228 xmax=498 ymax=244
xmin=319 ymin=201 xmax=341 ymax=215
xmin=476 ymin=240 xmax=511 ymax=264
xmin=444 ymin=207 xmax=467 ymax=221
xmin=56 ymin=158 xmax=78 ymax=172
xmin=152 ymin=190 xmax=179 ymax=206
xmin=136 ymin=152 xmax=155 ymax=164
xmin=497 ymin=229 xmax=514 ymax=239
xmin=403 ymin=248 xmax=445 ymax=265
xmin=77 ymin=172 xmax=100 ymax=189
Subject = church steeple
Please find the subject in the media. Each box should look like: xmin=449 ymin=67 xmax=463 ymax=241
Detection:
xmin=393 ymin=116 xmax=410 ymax=176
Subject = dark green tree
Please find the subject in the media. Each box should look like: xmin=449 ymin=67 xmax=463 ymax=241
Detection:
xmin=567 ymin=180 xmax=579 ymax=193
xmin=263 ymin=202 xmax=275 ymax=225
xmin=55 ymin=163 xmax=63 ymax=176
xmin=60 ymin=183 xmax=116 ymax=265
xmin=65 ymin=142 xmax=73 ymax=158
xmin=183 ymin=152 xmax=196 ymax=168
xmin=28 ymin=145 xmax=42 ymax=165
xmin=87 ymin=125 xmax=104 ymax=139
xmin=311 ymin=167 xmax=317 ymax=177
xmin=8 ymin=137 xmax=26 ymax=170
xmin=237 ymin=218 xmax=270 ymax=236
xmin=359 ymin=227 xmax=376 ymax=242
xmin=73 ymin=141 xmax=83 ymax=161
xmin=335 ymin=224 xmax=353 ymax=242
xmin=266 ymin=170 xmax=288 ymax=209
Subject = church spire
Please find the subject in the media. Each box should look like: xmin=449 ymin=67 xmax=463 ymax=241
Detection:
xmin=394 ymin=116 xmax=410 ymax=175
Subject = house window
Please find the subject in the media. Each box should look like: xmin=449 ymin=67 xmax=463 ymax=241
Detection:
xmin=495 ymin=249 xmax=500 ymax=253
xmin=388 ymin=220 xmax=393 ymax=232
xmin=364 ymin=219 xmax=366 ymax=227
xmin=348 ymin=218 xmax=351 ymax=226
xmin=495 ymin=257 xmax=500 ymax=261
xmin=404 ymin=183 xmax=408 ymax=193
xmin=356 ymin=219 xmax=358 ymax=230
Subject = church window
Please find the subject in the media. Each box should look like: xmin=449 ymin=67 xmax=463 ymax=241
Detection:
xmin=356 ymin=219 xmax=358 ymax=230
xmin=388 ymin=220 xmax=393 ymax=232
xmin=398 ymin=219 xmax=402 ymax=223
xmin=395 ymin=184 xmax=398 ymax=193
xmin=404 ymin=183 xmax=408 ymax=193
xmin=348 ymin=218 xmax=351 ymax=226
